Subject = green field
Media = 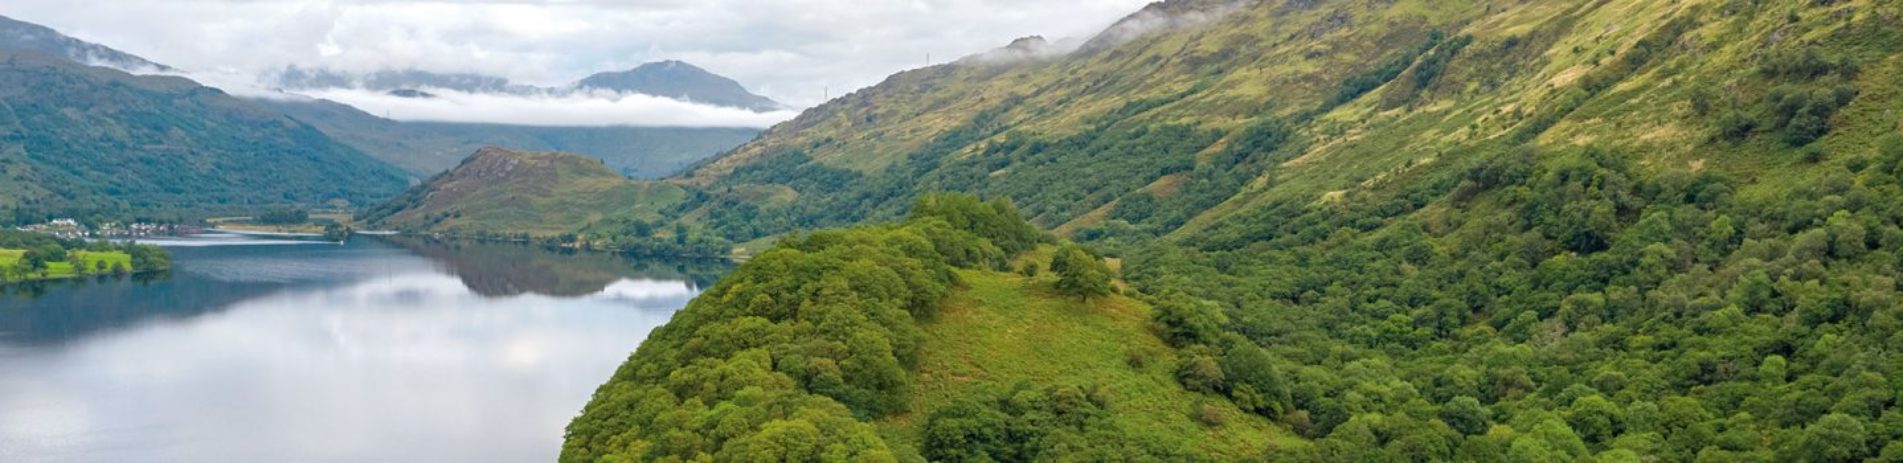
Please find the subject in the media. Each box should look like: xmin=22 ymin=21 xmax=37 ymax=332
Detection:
xmin=0 ymin=248 xmax=134 ymax=282
xmin=876 ymin=247 xmax=1304 ymax=458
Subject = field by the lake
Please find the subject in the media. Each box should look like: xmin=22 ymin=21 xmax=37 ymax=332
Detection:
xmin=0 ymin=249 xmax=134 ymax=282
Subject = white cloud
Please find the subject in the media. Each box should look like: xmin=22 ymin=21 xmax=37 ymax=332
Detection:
xmin=300 ymin=87 xmax=799 ymax=127
xmin=2 ymin=0 xmax=1156 ymax=109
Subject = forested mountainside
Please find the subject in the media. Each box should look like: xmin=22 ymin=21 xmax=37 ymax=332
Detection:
xmin=0 ymin=50 xmax=409 ymax=224
xmin=266 ymin=98 xmax=758 ymax=178
xmin=550 ymin=0 xmax=1903 ymax=461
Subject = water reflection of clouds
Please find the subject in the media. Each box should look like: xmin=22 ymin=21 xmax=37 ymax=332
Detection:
xmin=590 ymin=279 xmax=699 ymax=309
xmin=0 ymin=266 xmax=692 ymax=463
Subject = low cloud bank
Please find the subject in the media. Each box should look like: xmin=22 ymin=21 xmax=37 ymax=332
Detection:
xmin=107 ymin=64 xmax=790 ymax=128
xmin=298 ymin=88 xmax=799 ymax=128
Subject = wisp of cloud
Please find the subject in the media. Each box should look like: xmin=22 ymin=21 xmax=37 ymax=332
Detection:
xmin=300 ymin=88 xmax=800 ymax=128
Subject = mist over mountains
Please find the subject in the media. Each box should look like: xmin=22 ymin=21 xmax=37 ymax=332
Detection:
xmin=274 ymin=60 xmax=785 ymax=113
xmin=0 ymin=14 xmax=168 ymax=72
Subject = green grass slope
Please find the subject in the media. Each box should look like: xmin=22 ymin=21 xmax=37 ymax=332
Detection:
xmin=879 ymin=254 xmax=1299 ymax=459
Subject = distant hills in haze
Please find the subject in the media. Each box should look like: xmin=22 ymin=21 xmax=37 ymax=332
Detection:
xmin=270 ymin=60 xmax=785 ymax=113
xmin=575 ymin=61 xmax=784 ymax=112
xmin=261 ymin=97 xmax=759 ymax=178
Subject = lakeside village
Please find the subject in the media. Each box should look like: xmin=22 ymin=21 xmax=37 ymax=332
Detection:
xmin=14 ymin=219 xmax=201 ymax=240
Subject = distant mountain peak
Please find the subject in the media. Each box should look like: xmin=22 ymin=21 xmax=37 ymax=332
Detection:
xmin=575 ymin=60 xmax=784 ymax=112
xmin=0 ymin=14 xmax=170 ymax=72
xmin=961 ymin=35 xmax=1081 ymax=65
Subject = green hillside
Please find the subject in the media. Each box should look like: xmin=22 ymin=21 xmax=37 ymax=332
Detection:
xmin=879 ymin=254 xmax=1299 ymax=459
xmin=564 ymin=194 xmax=1296 ymax=461
xmin=362 ymin=147 xmax=676 ymax=235
xmin=545 ymin=0 xmax=1903 ymax=460
xmin=0 ymin=50 xmax=410 ymax=224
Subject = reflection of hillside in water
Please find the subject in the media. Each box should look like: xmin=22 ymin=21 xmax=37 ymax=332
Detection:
xmin=379 ymin=236 xmax=730 ymax=298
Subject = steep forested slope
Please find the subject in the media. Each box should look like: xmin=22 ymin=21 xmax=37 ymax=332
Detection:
xmin=557 ymin=0 xmax=1903 ymax=461
xmin=0 ymin=50 xmax=409 ymax=224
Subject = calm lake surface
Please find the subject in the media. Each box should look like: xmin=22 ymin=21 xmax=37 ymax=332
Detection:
xmin=0 ymin=234 xmax=727 ymax=463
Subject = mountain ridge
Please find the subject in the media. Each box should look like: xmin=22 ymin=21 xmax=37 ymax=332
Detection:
xmin=0 ymin=14 xmax=169 ymax=72
xmin=575 ymin=60 xmax=784 ymax=112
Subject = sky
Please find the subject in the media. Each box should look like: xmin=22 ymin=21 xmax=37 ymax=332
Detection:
xmin=2 ymin=0 xmax=1155 ymax=127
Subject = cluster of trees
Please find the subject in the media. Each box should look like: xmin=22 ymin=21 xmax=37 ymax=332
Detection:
xmin=578 ymin=217 xmax=735 ymax=258
xmin=255 ymin=208 xmax=310 ymax=225
xmin=1710 ymin=45 xmax=1862 ymax=147
xmin=1051 ymin=245 xmax=1114 ymax=301
xmin=1325 ymin=31 xmax=1450 ymax=112
xmin=920 ymin=382 xmax=1189 ymax=461
xmin=561 ymin=193 xmax=1052 ymax=462
xmin=1108 ymin=135 xmax=1903 ymax=461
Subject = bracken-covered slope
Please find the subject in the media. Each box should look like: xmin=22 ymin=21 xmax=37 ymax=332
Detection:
xmin=0 ymin=50 xmax=409 ymax=223
xmin=672 ymin=0 xmax=1901 ymax=244
xmin=563 ymin=0 xmax=1903 ymax=461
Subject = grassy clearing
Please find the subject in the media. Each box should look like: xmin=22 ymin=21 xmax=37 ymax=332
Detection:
xmin=876 ymin=247 xmax=1304 ymax=459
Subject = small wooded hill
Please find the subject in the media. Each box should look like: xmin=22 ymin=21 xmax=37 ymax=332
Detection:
xmin=0 ymin=50 xmax=410 ymax=223
xmin=562 ymin=194 xmax=1296 ymax=461
xmin=363 ymin=147 xmax=676 ymax=235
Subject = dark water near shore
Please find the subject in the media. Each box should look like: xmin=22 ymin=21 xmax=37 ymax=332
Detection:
xmin=0 ymin=234 xmax=726 ymax=463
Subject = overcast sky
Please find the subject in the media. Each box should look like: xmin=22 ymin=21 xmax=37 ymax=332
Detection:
xmin=2 ymin=0 xmax=1154 ymax=112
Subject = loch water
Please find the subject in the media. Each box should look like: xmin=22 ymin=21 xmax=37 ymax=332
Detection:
xmin=0 ymin=234 xmax=726 ymax=463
